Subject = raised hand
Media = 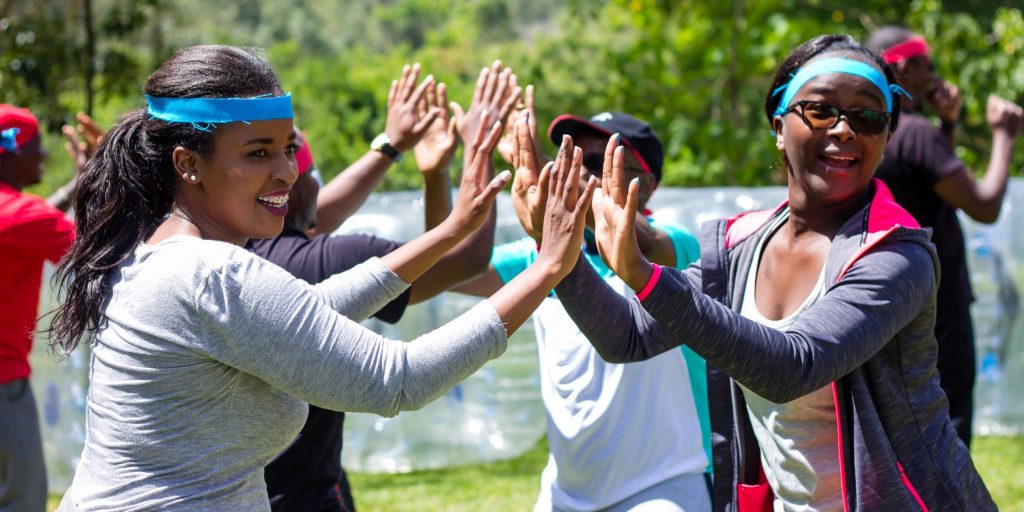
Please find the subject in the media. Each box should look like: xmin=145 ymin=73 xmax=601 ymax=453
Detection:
xmin=451 ymin=60 xmax=522 ymax=148
xmin=413 ymin=81 xmax=458 ymax=176
xmin=927 ymin=78 xmax=962 ymax=125
xmin=592 ymin=134 xmax=653 ymax=290
xmin=986 ymin=95 xmax=1023 ymax=139
xmin=445 ymin=111 xmax=512 ymax=236
xmin=510 ymin=116 xmax=551 ymax=241
xmin=535 ymin=136 xmax=598 ymax=280
xmin=498 ymin=81 xmax=539 ymax=165
xmin=386 ymin=63 xmax=442 ymax=152
xmin=62 ymin=112 xmax=106 ymax=175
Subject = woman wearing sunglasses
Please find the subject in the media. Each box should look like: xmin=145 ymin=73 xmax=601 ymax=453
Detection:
xmin=543 ymin=35 xmax=995 ymax=510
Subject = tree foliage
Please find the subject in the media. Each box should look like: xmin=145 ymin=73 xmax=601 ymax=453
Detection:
xmin=3 ymin=0 xmax=1024 ymax=195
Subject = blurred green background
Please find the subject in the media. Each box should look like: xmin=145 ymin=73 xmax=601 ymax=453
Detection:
xmin=3 ymin=0 xmax=1024 ymax=196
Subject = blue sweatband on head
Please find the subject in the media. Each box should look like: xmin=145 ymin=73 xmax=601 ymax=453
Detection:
xmin=772 ymin=58 xmax=908 ymax=116
xmin=0 ymin=127 xmax=19 ymax=151
xmin=146 ymin=93 xmax=294 ymax=129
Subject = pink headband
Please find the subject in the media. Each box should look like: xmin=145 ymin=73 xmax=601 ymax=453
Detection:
xmin=882 ymin=36 xmax=930 ymax=64
xmin=295 ymin=139 xmax=314 ymax=175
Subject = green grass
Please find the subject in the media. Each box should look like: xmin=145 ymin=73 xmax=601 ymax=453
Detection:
xmin=48 ymin=435 xmax=1024 ymax=510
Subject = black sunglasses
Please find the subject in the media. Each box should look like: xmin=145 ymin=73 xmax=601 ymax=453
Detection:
xmin=581 ymin=153 xmax=645 ymax=177
xmin=784 ymin=100 xmax=892 ymax=136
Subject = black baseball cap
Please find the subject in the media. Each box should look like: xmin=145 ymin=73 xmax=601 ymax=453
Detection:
xmin=547 ymin=111 xmax=663 ymax=182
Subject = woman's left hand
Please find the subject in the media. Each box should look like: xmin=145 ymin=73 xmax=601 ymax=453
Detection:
xmin=592 ymin=134 xmax=654 ymax=291
xmin=413 ymin=81 xmax=458 ymax=176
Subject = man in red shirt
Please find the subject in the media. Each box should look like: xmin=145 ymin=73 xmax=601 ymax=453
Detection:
xmin=0 ymin=104 xmax=75 ymax=511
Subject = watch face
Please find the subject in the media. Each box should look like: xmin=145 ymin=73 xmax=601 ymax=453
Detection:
xmin=371 ymin=133 xmax=391 ymax=150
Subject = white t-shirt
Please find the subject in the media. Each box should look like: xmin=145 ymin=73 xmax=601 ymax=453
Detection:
xmin=493 ymin=225 xmax=708 ymax=511
xmin=738 ymin=211 xmax=843 ymax=512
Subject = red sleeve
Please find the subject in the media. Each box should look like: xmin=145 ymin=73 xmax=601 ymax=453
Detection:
xmin=0 ymin=203 xmax=75 ymax=263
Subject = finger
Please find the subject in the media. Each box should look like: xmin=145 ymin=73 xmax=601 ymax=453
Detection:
xmin=516 ymin=114 xmax=536 ymax=173
xmin=575 ymin=176 xmax=599 ymax=227
xmin=492 ymin=67 xmax=511 ymax=110
xmin=402 ymin=63 xmax=421 ymax=101
xmin=481 ymin=60 xmax=501 ymax=104
xmin=436 ymin=82 xmax=449 ymax=113
xmin=602 ymin=131 xmax=617 ymax=179
xmin=469 ymin=109 xmax=492 ymax=154
xmin=483 ymin=170 xmax=513 ymax=200
xmin=62 ymin=125 xmax=81 ymax=147
xmin=481 ymin=120 xmax=504 ymax=154
xmin=78 ymin=113 xmax=104 ymax=146
xmin=498 ymin=86 xmax=523 ymax=124
xmin=537 ymin=161 xmax=553 ymax=208
xmin=419 ymin=81 xmax=434 ymax=117
xmin=567 ymin=146 xmax=583 ymax=208
xmin=610 ymin=144 xmax=627 ymax=206
xmin=450 ymin=101 xmax=466 ymax=138
xmin=471 ymin=66 xmax=488 ymax=106
xmin=408 ymin=73 xmax=434 ymax=106
xmin=625 ymin=176 xmax=641 ymax=224
xmin=397 ymin=64 xmax=412 ymax=100
xmin=525 ymin=85 xmax=538 ymax=136
xmin=388 ymin=79 xmax=399 ymax=108
xmin=412 ymin=108 xmax=442 ymax=135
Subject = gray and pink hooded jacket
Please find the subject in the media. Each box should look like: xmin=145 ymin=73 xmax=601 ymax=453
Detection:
xmin=554 ymin=179 xmax=995 ymax=511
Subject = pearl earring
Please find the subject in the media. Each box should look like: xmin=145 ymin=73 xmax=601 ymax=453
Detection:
xmin=190 ymin=175 xmax=198 ymax=181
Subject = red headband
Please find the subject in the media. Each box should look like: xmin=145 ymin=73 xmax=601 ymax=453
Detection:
xmin=882 ymin=36 xmax=930 ymax=64
xmin=0 ymin=104 xmax=40 ymax=154
xmin=295 ymin=139 xmax=314 ymax=175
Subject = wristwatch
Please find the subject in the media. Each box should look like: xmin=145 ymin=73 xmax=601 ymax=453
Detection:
xmin=370 ymin=132 xmax=402 ymax=162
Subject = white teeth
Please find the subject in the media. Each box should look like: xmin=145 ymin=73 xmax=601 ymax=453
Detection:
xmin=258 ymin=195 xmax=288 ymax=206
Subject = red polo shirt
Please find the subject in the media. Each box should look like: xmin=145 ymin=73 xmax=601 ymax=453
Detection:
xmin=0 ymin=182 xmax=74 ymax=383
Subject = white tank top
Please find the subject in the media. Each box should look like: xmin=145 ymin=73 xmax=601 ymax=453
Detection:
xmin=738 ymin=210 xmax=844 ymax=512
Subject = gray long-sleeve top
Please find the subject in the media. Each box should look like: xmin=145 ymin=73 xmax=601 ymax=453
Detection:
xmin=552 ymin=183 xmax=995 ymax=510
xmin=58 ymin=236 xmax=507 ymax=511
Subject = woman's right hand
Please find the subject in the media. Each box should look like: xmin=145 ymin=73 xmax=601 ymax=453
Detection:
xmin=592 ymin=134 xmax=654 ymax=291
xmin=535 ymin=136 xmax=598 ymax=280
xmin=444 ymin=111 xmax=512 ymax=237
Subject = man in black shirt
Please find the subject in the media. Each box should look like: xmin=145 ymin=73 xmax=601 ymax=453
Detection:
xmin=250 ymin=63 xmax=519 ymax=511
xmin=867 ymin=27 xmax=1022 ymax=446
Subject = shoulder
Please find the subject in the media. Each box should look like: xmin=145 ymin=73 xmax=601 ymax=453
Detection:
xmin=648 ymin=217 xmax=700 ymax=267
xmin=0 ymin=189 xmax=68 ymax=225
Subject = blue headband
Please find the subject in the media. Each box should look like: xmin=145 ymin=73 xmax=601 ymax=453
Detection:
xmin=145 ymin=93 xmax=294 ymax=130
xmin=0 ymin=127 xmax=19 ymax=152
xmin=772 ymin=58 xmax=909 ymax=116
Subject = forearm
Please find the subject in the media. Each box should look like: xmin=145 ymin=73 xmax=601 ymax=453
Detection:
xmin=46 ymin=176 xmax=78 ymax=213
xmin=409 ymin=202 xmax=496 ymax=304
xmin=312 ymin=257 xmax=410 ymax=321
xmin=421 ymin=167 xmax=452 ymax=230
xmin=976 ymin=131 xmax=1016 ymax=220
xmin=486 ymin=262 xmax=562 ymax=335
xmin=379 ymin=220 xmax=468 ymax=285
xmin=553 ymin=254 xmax=682 ymax=362
xmin=639 ymin=247 xmax=934 ymax=402
xmin=313 ymin=151 xmax=395 ymax=236
xmin=940 ymin=119 xmax=957 ymax=147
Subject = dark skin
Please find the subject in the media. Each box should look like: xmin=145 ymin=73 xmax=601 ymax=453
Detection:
xmin=593 ymin=53 xmax=890 ymax=322
xmin=890 ymin=37 xmax=1022 ymax=224
xmin=0 ymin=134 xmax=46 ymax=190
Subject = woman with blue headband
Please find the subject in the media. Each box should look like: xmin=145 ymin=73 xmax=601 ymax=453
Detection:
xmin=49 ymin=45 xmax=597 ymax=510
xmin=538 ymin=35 xmax=994 ymax=510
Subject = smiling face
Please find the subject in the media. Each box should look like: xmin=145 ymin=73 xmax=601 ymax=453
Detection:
xmin=773 ymin=54 xmax=891 ymax=212
xmin=174 ymin=118 xmax=298 ymax=244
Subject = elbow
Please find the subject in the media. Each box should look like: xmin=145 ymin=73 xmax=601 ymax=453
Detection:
xmin=973 ymin=206 xmax=1000 ymax=224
